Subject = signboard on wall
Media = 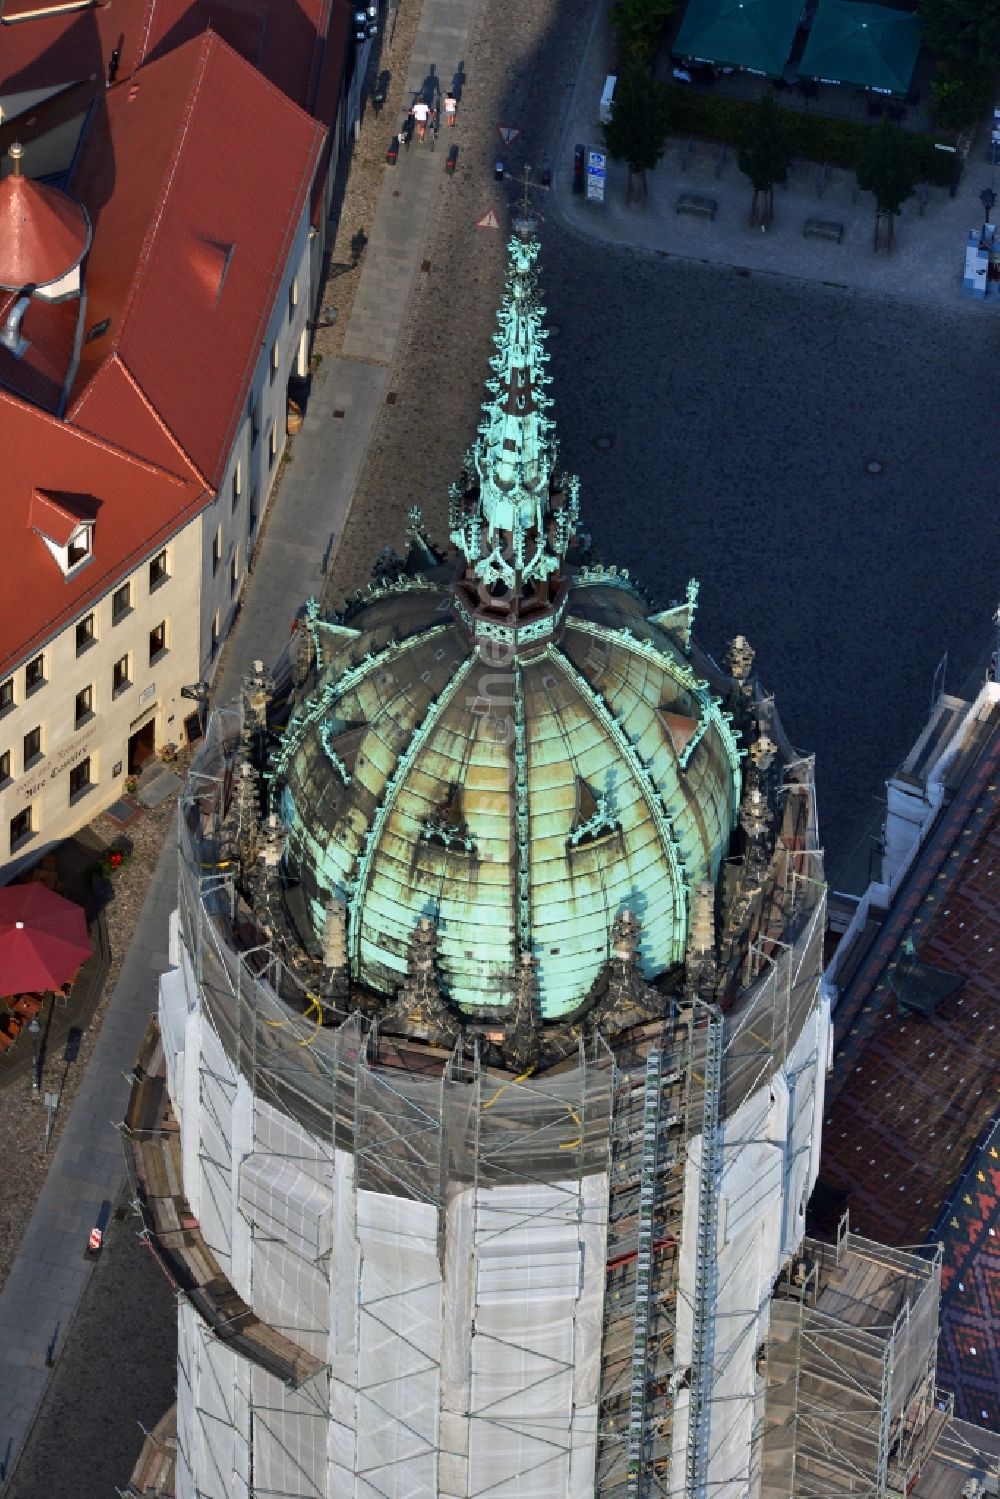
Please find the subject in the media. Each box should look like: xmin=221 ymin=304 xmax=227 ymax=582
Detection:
xmin=6 ymin=724 xmax=97 ymax=809
xmin=586 ymin=147 xmax=607 ymax=204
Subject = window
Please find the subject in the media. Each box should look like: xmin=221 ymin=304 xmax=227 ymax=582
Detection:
xmin=23 ymin=725 xmax=41 ymax=767
xmin=210 ymin=610 xmax=221 ymax=655
xmin=0 ymin=677 xmax=13 ymax=713
xmin=250 ymin=397 xmax=260 ymax=447
xmin=270 ymin=340 xmax=279 ymax=384
xmin=112 ymin=654 xmax=130 ymax=695
xmin=75 ymin=684 xmax=93 ymax=727
xmin=25 ymin=655 xmax=44 ymax=694
xmin=85 ymin=317 xmax=111 ymax=343
xmin=268 ymin=422 xmax=277 ymax=470
xmin=76 ymin=612 xmax=96 ymax=654
xmin=67 ymin=526 xmax=92 ymax=569
xmin=10 ymin=805 xmax=32 ymax=850
xmin=288 ymin=277 xmax=298 ymax=321
xmin=0 ymin=750 xmax=10 ymax=783
xmin=149 ymin=621 xmax=167 ymax=663
xmin=230 ymin=550 xmax=239 ymax=598
xmin=69 ymin=756 xmax=92 ymax=801
xmin=112 ymin=582 xmax=131 ymax=623
xmin=149 ymin=550 xmax=168 ymax=589
xmin=232 ymin=462 xmax=242 ymax=510
xmin=212 ymin=527 xmax=222 ymax=576
xmin=248 ymin=489 xmax=259 ymax=538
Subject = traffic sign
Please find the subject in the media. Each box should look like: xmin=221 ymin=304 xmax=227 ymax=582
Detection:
xmin=476 ymin=207 xmax=501 ymax=229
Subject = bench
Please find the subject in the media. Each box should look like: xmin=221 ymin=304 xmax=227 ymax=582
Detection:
xmin=803 ymin=217 xmax=844 ymax=243
xmin=676 ymin=193 xmax=718 ymax=220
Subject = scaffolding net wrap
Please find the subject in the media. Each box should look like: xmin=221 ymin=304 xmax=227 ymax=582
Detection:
xmin=157 ymin=701 xmax=838 ymax=1499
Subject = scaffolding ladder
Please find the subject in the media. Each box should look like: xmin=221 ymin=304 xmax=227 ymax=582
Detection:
xmin=684 ymin=1007 xmax=724 ymax=1499
xmin=624 ymin=1046 xmax=662 ymax=1499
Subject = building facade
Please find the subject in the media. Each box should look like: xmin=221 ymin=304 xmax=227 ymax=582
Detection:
xmin=0 ymin=24 xmax=331 ymax=874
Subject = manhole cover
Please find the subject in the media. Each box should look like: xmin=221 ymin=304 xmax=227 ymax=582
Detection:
xmin=865 ymin=460 xmax=884 ymax=476
xmin=333 ymin=409 xmax=345 ymax=419
xmin=593 ymin=434 xmax=615 ymax=452
xmin=386 ymin=391 xmax=398 ymax=405
xmin=421 ymin=259 xmax=432 ymax=272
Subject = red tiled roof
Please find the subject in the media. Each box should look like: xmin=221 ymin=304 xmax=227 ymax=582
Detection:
xmin=1 ymin=0 xmax=96 ymax=16
xmin=819 ymin=749 xmax=1000 ymax=1247
xmin=134 ymin=0 xmax=332 ymax=112
xmin=0 ymin=388 xmax=206 ymax=678
xmin=67 ymin=32 xmax=324 ymax=488
xmin=71 ymin=356 xmax=204 ymax=479
xmin=0 ymin=286 xmax=80 ymax=411
xmin=0 ymin=170 xmax=90 ymax=289
xmin=29 ymin=485 xmax=95 ymax=543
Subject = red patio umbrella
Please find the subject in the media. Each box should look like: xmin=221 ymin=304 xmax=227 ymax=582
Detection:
xmin=0 ymin=882 xmax=91 ymax=997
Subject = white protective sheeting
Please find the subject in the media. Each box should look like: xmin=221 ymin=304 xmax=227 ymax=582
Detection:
xmin=175 ymin=1300 xmax=252 ymax=1499
xmin=468 ymin=1179 xmax=603 ymax=1499
xmin=239 ymin=1151 xmax=333 ymax=1260
xmin=198 ymin=1056 xmax=236 ymax=1270
xmin=252 ymin=1366 xmax=329 ymax=1499
xmin=159 ymin=962 xmax=188 ymax=1115
xmin=675 ymin=978 xmax=827 ymax=1496
xmin=353 ymin=1189 xmax=442 ymax=1499
xmin=252 ymin=1235 xmax=330 ymax=1361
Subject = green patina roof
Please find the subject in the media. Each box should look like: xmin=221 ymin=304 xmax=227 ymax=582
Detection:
xmin=798 ymin=0 xmax=921 ymax=94
xmin=674 ymin=0 xmax=802 ymax=76
xmin=271 ymin=225 xmax=743 ymax=1019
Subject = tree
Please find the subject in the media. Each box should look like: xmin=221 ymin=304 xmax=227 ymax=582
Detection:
xmin=855 ymin=114 xmax=919 ymax=250
xmin=602 ymin=61 xmax=672 ymax=202
xmin=609 ymin=0 xmax=678 ymax=59
xmin=737 ymin=89 xmax=791 ymax=229
xmin=918 ymin=0 xmax=1000 ymax=72
xmin=930 ymin=63 xmax=994 ymax=131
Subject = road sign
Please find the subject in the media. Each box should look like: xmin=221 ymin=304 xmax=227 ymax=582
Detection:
xmin=476 ymin=207 xmax=501 ymax=229
xmin=498 ymin=126 xmax=521 ymax=145
xmin=586 ymin=147 xmax=607 ymax=204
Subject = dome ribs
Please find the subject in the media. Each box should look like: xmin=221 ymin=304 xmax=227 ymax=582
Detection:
xmin=346 ymin=655 xmax=477 ymax=974
xmin=549 ymin=645 xmax=690 ymax=966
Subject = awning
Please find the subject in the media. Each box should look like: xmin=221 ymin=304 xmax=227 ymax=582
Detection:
xmin=798 ymin=0 xmax=922 ymax=94
xmin=674 ymin=0 xmax=803 ymax=78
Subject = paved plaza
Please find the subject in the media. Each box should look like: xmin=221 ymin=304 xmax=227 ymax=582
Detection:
xmin=4 ymin=0 xmax=1000 ymax=1491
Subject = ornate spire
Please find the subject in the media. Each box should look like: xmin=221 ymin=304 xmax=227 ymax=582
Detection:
xmin=449 ymin=219 xmax=580 ymax=648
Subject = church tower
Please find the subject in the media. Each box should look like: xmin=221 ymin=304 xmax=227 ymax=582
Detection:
xmin=128 ymin=221 xmax=838 ymax=1499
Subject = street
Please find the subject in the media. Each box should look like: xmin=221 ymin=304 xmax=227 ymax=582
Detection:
xmin=8 ymin=0 xmax=1000 ymax=1490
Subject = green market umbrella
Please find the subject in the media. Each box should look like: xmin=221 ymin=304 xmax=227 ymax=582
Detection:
xmin=798 ymin=0 xmax=922 ymax=94
xmin=674 ymin=0 xmax=803 ymax=77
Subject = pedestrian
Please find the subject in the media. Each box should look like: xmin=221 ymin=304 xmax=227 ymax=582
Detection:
xmin=444 ymin=92 xmax=457 ymax=126
xmin=412 ymin=98 xmax=430 ymax=141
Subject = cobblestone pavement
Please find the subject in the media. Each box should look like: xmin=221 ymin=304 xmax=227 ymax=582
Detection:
xmin=4 ymin=1193 xmax=177 ymax=1499
xmin=326 ymin=0 xmax=1000 ymax=886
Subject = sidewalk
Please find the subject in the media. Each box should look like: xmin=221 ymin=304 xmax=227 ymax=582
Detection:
xmin=0 ymin=0 xmax=483 ymax=1488
xmin=214 ymin=5 xmax=481 ymax=704
xmin=551 ymin=0 xmax=993 ymax=307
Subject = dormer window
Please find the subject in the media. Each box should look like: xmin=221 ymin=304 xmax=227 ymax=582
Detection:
xmin=29 ymin=489 xmax=97 ymax=579
xmin=66 ymin=524 xmax=92 ymax=570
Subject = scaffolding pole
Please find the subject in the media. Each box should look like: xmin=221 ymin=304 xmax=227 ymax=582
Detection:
xmin=684 ymin=1006 xmax=724 ymax=1499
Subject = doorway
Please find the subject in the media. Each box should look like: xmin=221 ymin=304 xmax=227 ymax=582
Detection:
xmin=128 ymin=719 xmax=156 ymax=775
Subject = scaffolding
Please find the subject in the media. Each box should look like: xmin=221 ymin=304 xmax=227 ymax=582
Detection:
xmin=760 ymin=1220 xmax=947 ymax=1498
xmin=160 ymin=693 xmax=833 ymax=1499
xmin=683 ymin=1006 xmax=724 ymax=1499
